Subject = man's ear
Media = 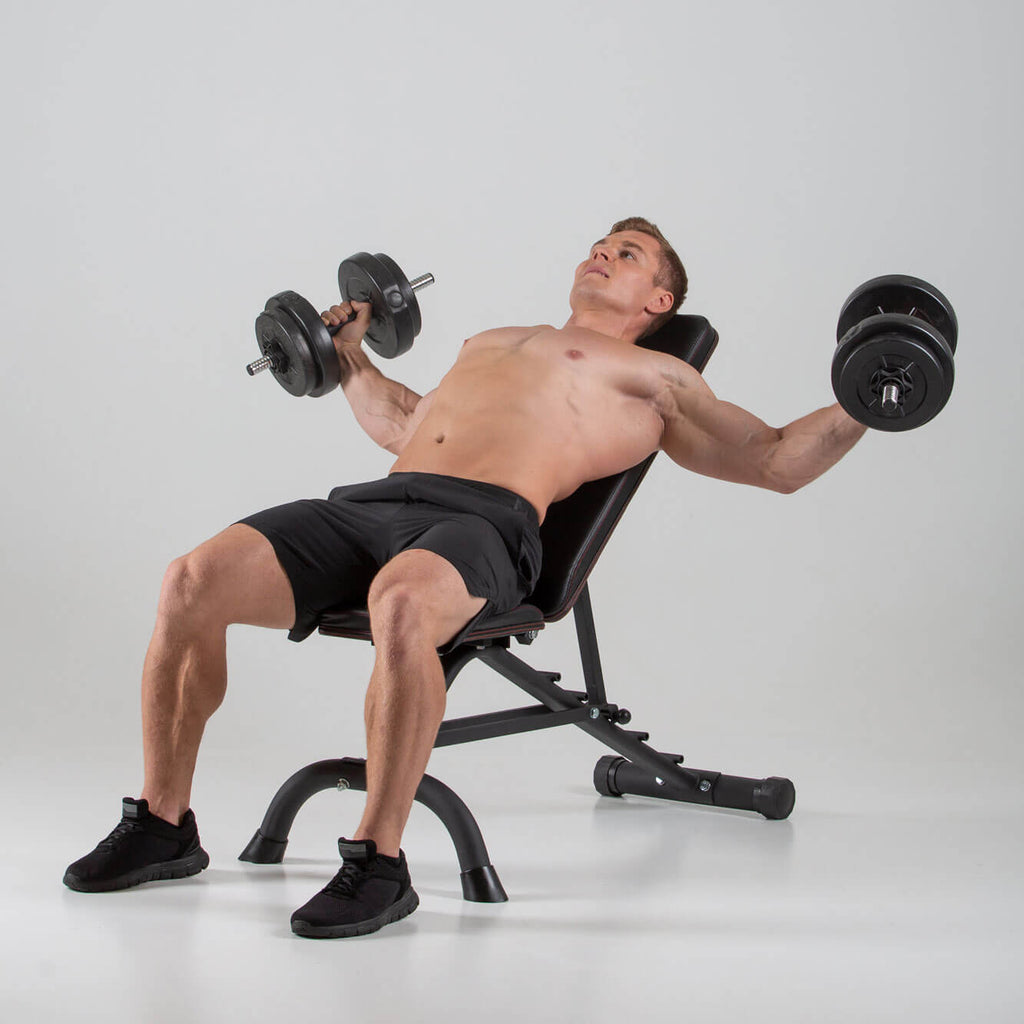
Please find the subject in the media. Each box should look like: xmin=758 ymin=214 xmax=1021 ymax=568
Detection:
xmin=645 ymin=289 xmax=674 ymax=316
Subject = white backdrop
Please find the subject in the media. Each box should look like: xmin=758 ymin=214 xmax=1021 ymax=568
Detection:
xmin=1 ymin=0 xmax=1021 ymax=855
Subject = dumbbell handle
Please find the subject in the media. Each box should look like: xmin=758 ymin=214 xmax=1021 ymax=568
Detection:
xmin=246 ymin=271 xmax=435 ymax=377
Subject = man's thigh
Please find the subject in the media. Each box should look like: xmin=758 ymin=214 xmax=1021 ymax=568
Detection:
xmin=237 ymin=496 xmax=394 ymax=641
xmin=179 ymin=523 xmax=296 ymax=630
xmin=393 ymin=511 xmax=524 ymax=617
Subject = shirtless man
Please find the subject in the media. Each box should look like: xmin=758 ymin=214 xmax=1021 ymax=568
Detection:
xmin=64 ymin=217 xmax=867 ymax=937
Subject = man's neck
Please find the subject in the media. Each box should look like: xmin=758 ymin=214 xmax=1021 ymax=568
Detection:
xmin=563 ymin=309 xmax=644 ymax=344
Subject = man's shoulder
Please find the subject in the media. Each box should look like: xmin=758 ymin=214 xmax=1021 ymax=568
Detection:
xmin=463 ymin=324 xmax=553 ymax=348
xmin=469 ymin=323 xmax=554 ymax=337
xmin=639 ymin=343 xmax=704 ymax=378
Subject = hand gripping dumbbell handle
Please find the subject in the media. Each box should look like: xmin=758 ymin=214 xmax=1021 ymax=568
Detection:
xmin=246 ymin=272 xmax=435 ymax=376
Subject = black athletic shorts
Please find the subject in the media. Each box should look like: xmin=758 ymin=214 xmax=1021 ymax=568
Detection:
xmin=237 ymin=472 xmax=543 ymax=652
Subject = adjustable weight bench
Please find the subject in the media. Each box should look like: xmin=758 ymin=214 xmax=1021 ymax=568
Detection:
xmin=239 ymin=313 xmax=796 ymax=901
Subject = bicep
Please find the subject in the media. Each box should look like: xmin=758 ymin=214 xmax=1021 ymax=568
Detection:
xmin=659 ymin=377 xmax=782 ymax=488
xmin=383 ymin=388 xmax=437 ymax=455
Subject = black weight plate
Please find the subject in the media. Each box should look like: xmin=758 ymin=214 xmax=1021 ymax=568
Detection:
xmin=832 ymin=313 xmax=955 ymax=431
xmin=375 ymin=252 xmax=422 ymax=339
xmin=833 ymin=314 xmax=954 ymax=430
xmin=277 ymin=291 xmax=340 ymax=398
xmin=338 ymin=252 xmax=416 ymax=359
xmin=837 ymin=275 xmax=958 ymax=353
xmin=338 ymin=252 xmax=391 ymax=356
xmin=256 ymin=293 xmax=319 ymax=397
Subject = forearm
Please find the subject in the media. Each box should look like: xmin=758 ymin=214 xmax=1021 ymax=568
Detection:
xmin=767 ymin=403 xmax=868 ymax=493
xmin=337 ymin=345 xmax=421 ymax=451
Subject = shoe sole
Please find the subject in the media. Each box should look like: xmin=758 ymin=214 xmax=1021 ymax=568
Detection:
xmin=291 ymin=887 xmax=420 ymax=939
xmin=62 ymin=848 xmax=210 ymax=893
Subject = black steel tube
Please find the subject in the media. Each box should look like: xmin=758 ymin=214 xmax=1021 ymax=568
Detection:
xmin=713 ymin=772 xmax=795 ymax=819
xmin=239 ymin=760 xmax=346 ymax=860
xmin=478 ymin=646 xmax=705 ymax=801
xmin=435 ymin=705 xmax=589 ymax=747
xmin=238 ymin=757 xmax=507 ymax=898
xmin=605 ymin=758 xmax=795 ymax=819
xmin=575 ymin=716 xmax=707 ymax=802
xmin=572 ymin=584 xmax=609 ymax=706
xmin=441 ymin=646 xmax=483 ymax=691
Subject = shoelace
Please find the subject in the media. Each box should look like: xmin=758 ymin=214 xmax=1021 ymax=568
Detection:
xmin=97 ymin=818 xmax=144 ymax=850
xmin=322 ymin=860 xmax=370 ymax=899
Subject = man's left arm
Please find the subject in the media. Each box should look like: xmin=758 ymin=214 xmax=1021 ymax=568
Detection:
xmin=658 ymin=369 xmax=868 ymax=494
xmin=762 ymin=403 xmax=869 ymax=492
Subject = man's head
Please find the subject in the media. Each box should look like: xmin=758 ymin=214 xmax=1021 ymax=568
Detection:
xmin=570 ymin=216 xmax=688 ymax=340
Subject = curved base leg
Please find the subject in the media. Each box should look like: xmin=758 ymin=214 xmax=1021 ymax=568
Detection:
xmin=239 ymin=757 xmax=508 ymax=902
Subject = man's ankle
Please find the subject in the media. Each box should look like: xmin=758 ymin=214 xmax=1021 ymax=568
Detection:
xmin=138 ymin=795 xmax=187 ymax=827
xmin=352 ymin=833 xmax=400 ymax=859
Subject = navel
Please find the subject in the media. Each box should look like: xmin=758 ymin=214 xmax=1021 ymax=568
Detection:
xmin=566 ymin=349 xmax=584 ymax=360
xmin=434 ymin=433 xmax=445 ymax=444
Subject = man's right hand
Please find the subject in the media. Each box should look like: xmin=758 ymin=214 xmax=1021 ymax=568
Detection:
xmin=322 ymin=300 xmax=373 ymax=355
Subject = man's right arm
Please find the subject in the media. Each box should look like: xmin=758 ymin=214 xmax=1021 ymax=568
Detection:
xmin=323 ymin=301 xmax=424 ymax=455
xmin=338 ymin=343 xmax=425 ymax=454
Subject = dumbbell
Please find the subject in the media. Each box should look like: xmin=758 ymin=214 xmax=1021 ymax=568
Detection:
xmin=832 ymin=274 xmax=958 ymax=431
xmin=246 ymin=252 xmax=434 ymax=397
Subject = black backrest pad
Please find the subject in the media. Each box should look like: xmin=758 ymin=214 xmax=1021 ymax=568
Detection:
xmin=531 ymin=314 xmax=719 ymax=620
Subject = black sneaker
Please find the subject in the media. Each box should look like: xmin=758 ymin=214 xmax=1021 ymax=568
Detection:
xmin=63 ymin=797 xmax=210 ymax=893
xmin=290 ymin=838 xmax=419 ymax=938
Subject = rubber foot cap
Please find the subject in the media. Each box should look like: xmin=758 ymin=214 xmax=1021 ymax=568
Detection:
xmin=238 ymin=829 xmax=289 ymax=864
xmin=752 ymin=777 xmax=796 ymax=820
xmin=460 ymin=864 xmax=508 ymax=903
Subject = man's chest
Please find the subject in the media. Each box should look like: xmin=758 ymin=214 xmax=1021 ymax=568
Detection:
xmin=459 ymin=326 xmax=663 ymax=404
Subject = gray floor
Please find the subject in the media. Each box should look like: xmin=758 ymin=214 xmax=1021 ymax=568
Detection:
xmin=5 ymin=730 xmax=1023 ymax=1024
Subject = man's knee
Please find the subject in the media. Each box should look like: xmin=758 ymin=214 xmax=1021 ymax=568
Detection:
xmin=157 ymin=525 xmax=296 ymax=633
xmin=367 ymin=577 xmax=426 ymax=641
xmin=158 ymin=549 xmax=222 ymax=626
xmin=368 ymin=552 xmax=485 ymax=649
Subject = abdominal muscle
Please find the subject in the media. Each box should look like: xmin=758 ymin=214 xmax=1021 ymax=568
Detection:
xmin=387 ymin=325 xmax=668 ymax=525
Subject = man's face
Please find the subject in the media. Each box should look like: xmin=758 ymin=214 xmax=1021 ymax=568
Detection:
xmin=570 ymin=230 xmax=672 ymax=322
